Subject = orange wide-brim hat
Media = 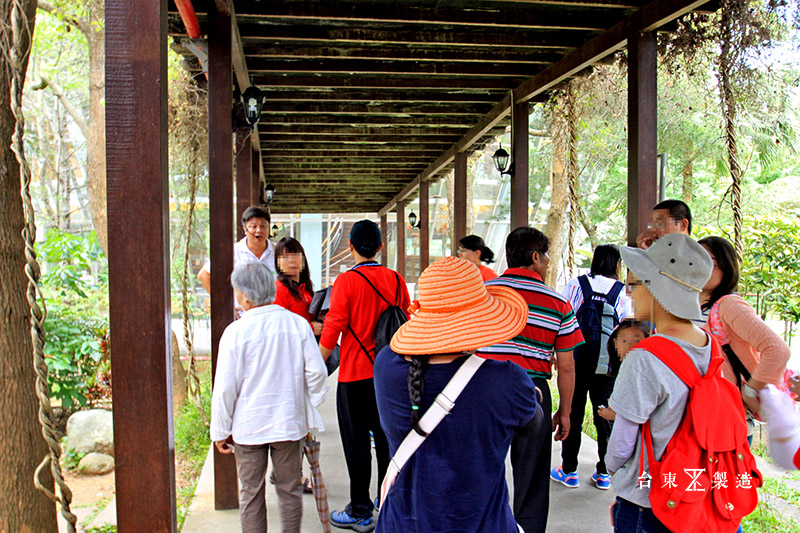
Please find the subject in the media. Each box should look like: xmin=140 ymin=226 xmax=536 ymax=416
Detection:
xmin=390 ymin=256 xmax=528 ymax=355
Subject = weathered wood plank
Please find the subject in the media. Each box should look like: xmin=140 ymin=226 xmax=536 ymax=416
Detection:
xmin=238 ymin=1 xmax=627 ymax=32
xmin=259 ymin=126 xmax=485 ymax=136
xmin=627 ymin=31 xmax=658 ymax=245
xmin=510 ymin=99 xmax=530 ymax=228
xmin=260 ymin=102 xmax=495 ymax=116
xmin=207 ymin=2 xmax=238 ymax=511
xmin=260 ymin=89 xmax=506 ymax=103
xmin=106 ymin=0 xmax=177 ymax=530
xmin=453 ymin=151 xmax=468 ymax=253
xmin=245 ymin=44 xmax=565 ymax=65
xmin=259 ymin=115 xmax=478 ymax=127
xmin=246 ymin=57 xmax=542 ymax=77
xmin=250 ymin=75 xmax=521 ymax=90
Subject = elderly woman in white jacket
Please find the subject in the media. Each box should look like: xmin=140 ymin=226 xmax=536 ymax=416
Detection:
xmin=210 ymin=261 xmax=328 ymax=533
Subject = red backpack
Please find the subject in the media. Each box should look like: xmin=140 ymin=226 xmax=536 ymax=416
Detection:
xmin=637 ymin=336 xmax=762 ymax=533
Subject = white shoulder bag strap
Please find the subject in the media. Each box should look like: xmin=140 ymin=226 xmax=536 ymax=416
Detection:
xmin=379 ymin=354 xmax=485 ymax=507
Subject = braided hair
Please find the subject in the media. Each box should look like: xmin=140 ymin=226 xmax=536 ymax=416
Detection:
xmin=407 ymin=355 xmax=431 ymax=436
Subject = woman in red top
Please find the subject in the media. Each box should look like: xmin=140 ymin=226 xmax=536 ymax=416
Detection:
xmin=274 ymin=237 xmax=323 ymax=336
xmin=457 ymin=235 xmax=498 ymax=281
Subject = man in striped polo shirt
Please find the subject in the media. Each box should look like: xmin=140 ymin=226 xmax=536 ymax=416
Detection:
xmin=478 ymin=227 xmax=584 ymax=533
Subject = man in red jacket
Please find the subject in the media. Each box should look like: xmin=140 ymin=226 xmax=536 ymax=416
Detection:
xmin=319 ymin=220 xmax=411 ymax=532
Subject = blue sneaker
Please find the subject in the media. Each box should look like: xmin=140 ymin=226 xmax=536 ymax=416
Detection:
xmin=550 ymin=466 xmax=579 ymax=488
xmin=331 ymin=510 xmax=375 ymax=532
xmin=374 ymin=497 xmax=380 ymax=512
xmin=592 ymin=471 xmax=611 ymax=490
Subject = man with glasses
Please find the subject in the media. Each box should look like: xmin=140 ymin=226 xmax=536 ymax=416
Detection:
xmin=198 ymin=205 xmax=276 ymax=318
xmin=635 ymin=199 xmax=692 ymax=250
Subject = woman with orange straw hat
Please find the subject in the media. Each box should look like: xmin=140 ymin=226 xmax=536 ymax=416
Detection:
xmin=374 ymin=256 xmax=539 ymax=533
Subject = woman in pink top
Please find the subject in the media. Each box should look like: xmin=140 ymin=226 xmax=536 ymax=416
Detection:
xmin=699 ymin=236 xmax=791 ymax=400
xmin=457 ymin=235 xmax=498 ymax=282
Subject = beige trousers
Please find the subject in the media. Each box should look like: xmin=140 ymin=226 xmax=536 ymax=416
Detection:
xmin=234 ymin=440 xmax=304 ymax=533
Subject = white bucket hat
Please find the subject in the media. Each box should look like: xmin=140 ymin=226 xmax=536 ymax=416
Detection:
xmin=618 ymin=233 xmax=713 ymax=321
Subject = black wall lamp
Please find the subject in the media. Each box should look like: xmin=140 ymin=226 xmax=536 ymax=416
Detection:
xmin=492 ymin=145 xmax=514 ymax=177
xmin=242 ymin=85 xmax=265 ymax=127
xmin=264 ymin=183 xmax=275 ymax=204
xmin=408 ymin=211 xmax=421 ymax=229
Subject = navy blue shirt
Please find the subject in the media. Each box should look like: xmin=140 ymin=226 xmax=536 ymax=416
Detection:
xmin=374 ymin=348 xmax=538 ymax=533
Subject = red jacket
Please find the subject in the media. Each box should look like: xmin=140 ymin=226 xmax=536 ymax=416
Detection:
xmin=320 ymin=262 xmax=411 ymax=382
xmin=274 ymin=281 xmax=313 ymax=324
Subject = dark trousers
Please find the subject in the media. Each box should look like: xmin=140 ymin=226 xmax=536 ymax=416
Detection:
xmin=612 ymin=498 xmax=672 ymax=532
xmin=512 ymin=377 xmax=551 ymax=533
xmin=336 ymin=378 xmax=390 ymax=518
xmin=561 ymin=371 xmax=615 ymax=475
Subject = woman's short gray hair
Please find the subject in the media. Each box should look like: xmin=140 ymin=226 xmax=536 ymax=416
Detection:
xmin=230 ymin=262 xmax=275 ymax=306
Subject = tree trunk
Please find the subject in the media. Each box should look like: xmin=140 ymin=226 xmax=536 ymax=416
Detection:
xmin=171 ymin=330 xmax=188 ymax=415
xmin=681 ymin=160 xmax=693 ymax=204
xmin=0 ymin=0 xmax=60 ymax=530
xmin=544 ymin=96 xmax=569 ymax=288
xmin=85 ymin=0 xmax=107 ymax=253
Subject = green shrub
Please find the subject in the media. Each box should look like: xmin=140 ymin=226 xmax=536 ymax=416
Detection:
xmin=36 ymin=228 xmax=110 ymax=409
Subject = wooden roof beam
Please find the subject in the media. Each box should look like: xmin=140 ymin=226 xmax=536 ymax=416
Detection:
xmin=236 ymin=2 xmax=623 ymax=32
xmin=249 ymin=75 xmax=520 ymax=90
xmin=260 ymin=90 xmax=506 ymax=104
xmin=257 ymin=115 xmax=489 ymax=127
xmin=246 ymin=58 xmax=543 ymax=77
xmin=378 ymin=0 xmax=712 ymax=217
xmin=514 ymin=0 xmax=714 ymax=102
xmin=260 ymin=126 xmax=481 ymax=136
xmin=259 ymin=102 xmax=494 ymax=115
xmin=243 ymin=44 xmax=566 ymax=64
xmin=236 ymin=25 xmax=590 ymax=50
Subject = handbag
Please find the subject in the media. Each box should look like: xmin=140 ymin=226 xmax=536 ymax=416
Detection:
xmin=378 ymin=354 xmax=485 ymax=507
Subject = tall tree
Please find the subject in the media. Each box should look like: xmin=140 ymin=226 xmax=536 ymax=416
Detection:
xmin=37 ymin=0 xmax=106 ymax=253
xmin=544 ymin=91 xmax=569 ymax=288
xmin=0 ymin=0 xmax=60 ymax=530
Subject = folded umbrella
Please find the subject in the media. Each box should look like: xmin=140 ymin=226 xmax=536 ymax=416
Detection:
xmin=303 ymin=436 xmax=331 ymax=533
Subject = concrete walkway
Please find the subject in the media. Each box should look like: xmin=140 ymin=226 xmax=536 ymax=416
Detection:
xmin=182 ymin=373 xmax=616 ymax=532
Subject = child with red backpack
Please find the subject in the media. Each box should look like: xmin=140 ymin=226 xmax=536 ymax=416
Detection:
xmin=605 ymin=234 xmax=761 ymax=533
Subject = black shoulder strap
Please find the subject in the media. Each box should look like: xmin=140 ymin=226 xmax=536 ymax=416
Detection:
xmin=606 ymin=280 xmax=625 ymax=310
xmin=347 ymin=323 xmax=374 ymax=364
xmin=351 ymin=268 xmax=392 ymax=307
xmin=577 ymin=275 xmax=593 ymax=310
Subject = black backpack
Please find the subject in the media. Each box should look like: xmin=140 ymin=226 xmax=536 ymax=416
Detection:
xmin=348 ymin=268 xmax=407 ymax=363
xmin=573 ymin=275 xmax=624 ymax=375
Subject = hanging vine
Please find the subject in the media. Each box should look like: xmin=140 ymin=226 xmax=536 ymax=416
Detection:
xmin=169 ymin=68 xmax=209 ymax=412
xmin=8 ymin=0 xmax=76 ymax=530
xmin=566 ymin=82 xmax=581 ymax=278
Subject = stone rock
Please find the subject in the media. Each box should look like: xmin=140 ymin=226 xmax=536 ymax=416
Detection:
xmin=66 ymin=409 xmax=114 ymax=456
xmin=79 ymin=452 xmax=115 ymax=475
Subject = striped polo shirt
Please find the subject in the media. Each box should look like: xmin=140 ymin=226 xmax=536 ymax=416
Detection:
xmin=478 ymin=268 xmax=585 ymax=379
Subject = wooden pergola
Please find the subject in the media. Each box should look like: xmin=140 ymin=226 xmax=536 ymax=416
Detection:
xmin=105 ymin=0 xmax=713 ymax=529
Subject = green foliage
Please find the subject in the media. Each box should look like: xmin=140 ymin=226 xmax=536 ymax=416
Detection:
xmin=84 ymin=525 xmax=116 ymax=533
xmin=37 ymin=228 xmax=110 ymax=410
xmin=740 ymin=216 xmax=800 ymax=323
xmin=61 ymin=446 xmax=85 ymax=472
xmin=175 ymin=376 xmax=212 ymax=529
xmin=741 ymin=500 xmax=800 ymax=532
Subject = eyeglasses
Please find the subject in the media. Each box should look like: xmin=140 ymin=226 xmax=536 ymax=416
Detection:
xmin=245 ymin=222 xmax=269 ymax=232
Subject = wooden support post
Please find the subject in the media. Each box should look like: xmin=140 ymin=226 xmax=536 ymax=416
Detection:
xmin=251 ymin=146 xmax=261 ymax=205
xmin=236 ymin=129 xmax=252 ymax=240
xmin=397 ymin=203 xmax=406 ymax=278
xmin=510 ymin=99 xmax=530 ymax=229
xmin=380 ymin=213 xmax=388 ymax=266
xmin=208 ymin=2 xmax=239 ymax=510
xmin=453 ymin=151 xmax=468 ymax=255
xmin=106 ymin=1 xmax=177 ymax=530
xmin=627 ymin=31 xmax=658 ymax=246
xmin=420 ymin=180 xmax=430 ymax=271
